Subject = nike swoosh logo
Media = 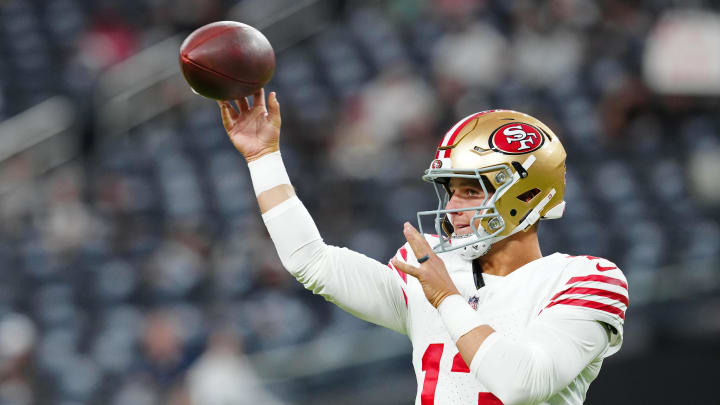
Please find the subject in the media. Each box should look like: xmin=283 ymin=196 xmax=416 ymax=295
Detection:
xmin=596 ymin=263 xmax=617 ymax=272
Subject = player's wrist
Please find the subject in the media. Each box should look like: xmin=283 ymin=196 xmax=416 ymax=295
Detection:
xmin=247 ymin=150 xmax=291 ymax=196
xmin=438 ymin=294 xmax=485 ymax=342
xmin=432 ymin=288 xmax=461 ymax=308
xmin=245 ymin=145 xmax=280 ymax=163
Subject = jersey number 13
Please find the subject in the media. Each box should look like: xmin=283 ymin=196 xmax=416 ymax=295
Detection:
xmin=421 ymin=343 xmax=503 ymax=405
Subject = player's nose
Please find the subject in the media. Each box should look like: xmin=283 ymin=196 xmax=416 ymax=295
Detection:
xmin=444 ymin=193 xmax=462 ymax=213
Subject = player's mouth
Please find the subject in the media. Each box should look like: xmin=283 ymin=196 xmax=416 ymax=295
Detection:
xmin=453 ymin=223 xmax=472 ymax=235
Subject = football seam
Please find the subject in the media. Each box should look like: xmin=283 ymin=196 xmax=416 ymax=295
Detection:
xmin=182 ymin=25 xmax=236 ymax=54
xmin=181 ymin=54 xmax=262 ymax=86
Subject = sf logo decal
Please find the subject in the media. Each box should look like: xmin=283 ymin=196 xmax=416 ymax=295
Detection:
xmin=503 ymin=125 xmax=538 ymax=151
xmin=489 ymin=123 xmax=545 ymax=154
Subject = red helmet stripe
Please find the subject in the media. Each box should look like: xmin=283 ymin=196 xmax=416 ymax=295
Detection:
xmin=436 ymin=110 xmax=502 ymax=158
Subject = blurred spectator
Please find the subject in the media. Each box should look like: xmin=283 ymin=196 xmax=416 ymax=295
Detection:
xmin=688 ymin=141 xmax=720 ymax=207
xmin=431 ymin=22 xmax=507 ymax=102
xmin=145 ymin=226 xmax=210 ymax=298
xmin=40 ymin=166 xmax=103 ymax=255
xmin=241 ymin=244 xmax=319 ymax=351
xmin=0 ymin=156 xmax=36 ymax=236
xmin=186 ymin=329 xmax=285 ymax=405
xmin=330 ymin=65 xmax=438 ymax=180
xmin=132 ymin=309 xmax=203 ymax=403
xmin=510 ymin=1 xmax=585 ymax=87
xmin=0 ymin=313 xmax=36 ymax=405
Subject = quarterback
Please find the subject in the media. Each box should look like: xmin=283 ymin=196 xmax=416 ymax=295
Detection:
xmin=218 ymin=90 xmax=628 ymax=405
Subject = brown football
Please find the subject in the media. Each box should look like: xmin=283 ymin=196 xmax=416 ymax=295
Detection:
xmin=179 ymin=21 xmax=275 ymax=100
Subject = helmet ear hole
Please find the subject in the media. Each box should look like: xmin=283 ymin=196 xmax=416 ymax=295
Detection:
xmin=516 ymin=188 xmax=541 ymax=203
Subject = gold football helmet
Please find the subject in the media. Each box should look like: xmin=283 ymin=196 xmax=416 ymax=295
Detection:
xmin=418 ymin=110 xmax=567 ymax=259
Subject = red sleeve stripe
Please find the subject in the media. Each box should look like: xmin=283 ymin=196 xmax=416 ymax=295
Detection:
xmin=550 ymin=287 xmax=629 ymax=307
xmin=566 ymin=275 xmax=627 ymax=290
xmin=399 ymin=247 xmax=408 ymax=262
xmin=387 ymin=263 xmax=407 ymax=283
xmin=546 ymin=298 xmax=625 ymax=319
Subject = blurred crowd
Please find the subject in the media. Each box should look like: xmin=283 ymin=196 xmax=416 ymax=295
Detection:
xmin=0 ymin=0 xmax=719 ymax=404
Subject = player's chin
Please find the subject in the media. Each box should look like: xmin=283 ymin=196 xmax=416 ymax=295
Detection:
xmin=453 ymin=226 xmax=473 ymax=236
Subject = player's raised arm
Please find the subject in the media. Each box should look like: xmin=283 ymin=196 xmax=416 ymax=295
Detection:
xmin=217 ymin=90 xmax=408 ymax=334
xmin=217 ymin=89 xmax=294 ymax=213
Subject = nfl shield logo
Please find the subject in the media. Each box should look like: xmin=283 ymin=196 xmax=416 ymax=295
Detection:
xmin=468 ymin=296 xmax=479 ymax=310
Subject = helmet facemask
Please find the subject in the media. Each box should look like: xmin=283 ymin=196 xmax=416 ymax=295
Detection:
xmin=417 ymin=163 xmax=515 ymax=259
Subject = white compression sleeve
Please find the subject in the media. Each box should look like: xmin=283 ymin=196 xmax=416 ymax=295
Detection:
xmin=261 ymin=196 xmax=322 ymax=268
xmin=262 ymin=196 xmax=408 ymax=334
xmin=469 ymin=317 xmax=610 ymax=405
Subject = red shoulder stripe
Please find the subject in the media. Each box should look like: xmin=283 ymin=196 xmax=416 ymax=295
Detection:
xmin=399 ymin=247 xmax=408 ymax=262
xmin=546 ymin=298 xmax=626 ymax=319
xmin=550 ymin=287 xmax=628 ymax=307
xmin=567 ymin=275 xmax=627 ymax=290
xmin=387 ymin=263 xmax=407 ymax=284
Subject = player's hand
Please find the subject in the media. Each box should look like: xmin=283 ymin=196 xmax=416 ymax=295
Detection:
xmin=392 ymin=222 xmax=460 ymax=308
xmin=217 ymin=88 xmax=282 ymax=162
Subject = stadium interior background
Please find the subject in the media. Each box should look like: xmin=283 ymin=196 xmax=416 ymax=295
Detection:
xmin=0 ymin=0 xmax=719 ymax=404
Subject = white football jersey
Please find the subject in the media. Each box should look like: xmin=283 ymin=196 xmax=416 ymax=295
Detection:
xmin=262 ymin=198 xmax=628 ymax=405
xmin=383 ymin=235 xmax=628 ymax=405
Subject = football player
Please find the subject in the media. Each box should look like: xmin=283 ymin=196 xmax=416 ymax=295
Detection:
xmin=218 ymin=90 xmax=628 ymax=405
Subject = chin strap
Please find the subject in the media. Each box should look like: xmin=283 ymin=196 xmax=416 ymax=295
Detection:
xmin=452 ymin=233 xmax=494 ymax=260
xmin=459 ymin=241 xmax=491 ymax=260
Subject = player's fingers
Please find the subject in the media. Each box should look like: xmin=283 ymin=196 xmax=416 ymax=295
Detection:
xmin=219 ymin=100 xmax=238 ymax=115
xmin=235 ymin=97 xmax=250 ymax=113
xmin=392 ymin=259 xmax=420 ymax=278
xmin=267 ymin=92 xmax=281 ymax=127
xmin=253 ymin=88 xmax=266 ymax=110
xmin=402 ymin=222 xmax=434 ymax=263
xmin=217 ymin=101 xmax=236 ymax=132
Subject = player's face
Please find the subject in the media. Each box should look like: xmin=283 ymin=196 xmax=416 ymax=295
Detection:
xmin=445 ymin=178 xmax=492 ymax=236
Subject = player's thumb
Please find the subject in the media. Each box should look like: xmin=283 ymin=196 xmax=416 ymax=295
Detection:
xmin=392 ymin=259 xmax=419 ymax=278
xmin=268 ymin=92 xmax=281 ymax=127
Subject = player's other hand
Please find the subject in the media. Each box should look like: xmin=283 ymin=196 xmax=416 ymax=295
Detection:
xmin=217 ymin=88 xmax=281 ymax=162
xmin=392 ymin=222 xmax=461 ymax=308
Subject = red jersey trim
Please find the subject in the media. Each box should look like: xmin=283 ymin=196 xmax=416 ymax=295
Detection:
xmin=545 ymin=298 xmax=626 ymax=320
xmin=387 ymin=263 xmax=407 ymax=284
xmin=399 ymin=247 xmax=408 ymax=262
xmin=566 ymin=275 xmax=628 ymax=291
xmin=549 ymin=287 xmax=629 ymax=307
